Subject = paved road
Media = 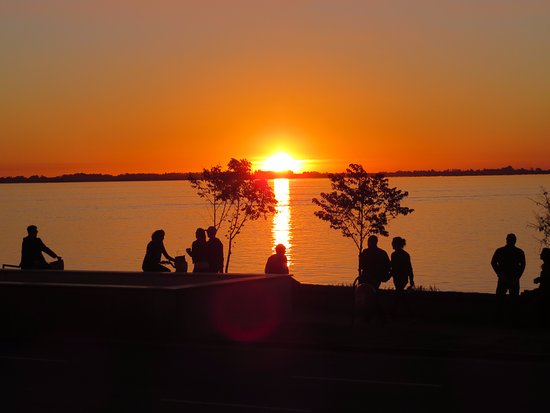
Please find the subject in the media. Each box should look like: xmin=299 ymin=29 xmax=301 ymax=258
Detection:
xmin=1 ymin=336 xmax=547 ymax=412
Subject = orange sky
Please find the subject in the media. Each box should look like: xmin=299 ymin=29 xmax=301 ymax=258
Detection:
xmin=1 ymin=1 xmax=549 ymax=176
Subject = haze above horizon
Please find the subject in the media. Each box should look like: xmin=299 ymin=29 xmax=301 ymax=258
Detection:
xmin=1 ymin=1 xmax=549 ymax=176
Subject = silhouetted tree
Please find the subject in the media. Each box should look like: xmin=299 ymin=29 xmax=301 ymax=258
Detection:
xmin=312 ymin=164 xmax=413 ymax=276
xmin=189 ymin=165 xmax=233 ymax=231
xmin=532 ymin=187 xmax=550 ymax=247
xmin=190 ymin=158 xmax=277 ymax=272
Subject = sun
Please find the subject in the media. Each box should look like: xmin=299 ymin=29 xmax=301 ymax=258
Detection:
xmin=262 ymin=152 xmax=301 ymax=173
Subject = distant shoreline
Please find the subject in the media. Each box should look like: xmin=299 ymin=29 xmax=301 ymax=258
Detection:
xmin=1 ymin=166 xmax=549 ymax=184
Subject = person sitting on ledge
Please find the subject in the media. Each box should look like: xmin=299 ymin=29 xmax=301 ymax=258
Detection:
xmin=265 ymin=244 xmax=289 ymax=275
xmin=20 ymin=225 xmax=62 ymax=270
xmin=142 ymin=229 xmax=174 ymax=272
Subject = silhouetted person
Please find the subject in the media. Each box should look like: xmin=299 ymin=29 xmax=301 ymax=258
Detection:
xmin=390 ymin=236 xmax=414 ymax=291
xmin=534 ymin=248 xmax=550 ymax=294
xmin=206 ymin=226 xmax=224 ymax=273
xmin=265 ymin=244 xmax=289 ymax=274
xmin=142 ymin=229 xmax=174 ymax=272
xmin=186 ymin=228 xmax=209 ymax=272
xmin=20 ymin=225 xmax=62 ymax=270
xmin=359 ymin=235 xmax=390 ymax=289
xmin=534 ymin=248 xmax=550 ymax=326
xmin=491 ymin=233 xmax=526 ymax=297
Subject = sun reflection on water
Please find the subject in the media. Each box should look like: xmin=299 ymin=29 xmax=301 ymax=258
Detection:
xmin=272 ymin=178 xmax=292 ymax=266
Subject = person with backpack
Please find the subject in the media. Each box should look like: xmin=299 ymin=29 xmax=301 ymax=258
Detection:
xmin=359 ymin=235 xmax=391 ymax=289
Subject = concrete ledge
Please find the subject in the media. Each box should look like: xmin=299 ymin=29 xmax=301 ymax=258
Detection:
xmin=0 ymin=269 xmax=270 ymax=287
xmin=0 ymin=270 xmax=297 ymax=342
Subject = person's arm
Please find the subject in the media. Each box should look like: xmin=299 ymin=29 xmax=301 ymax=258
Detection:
xmin=161 ymin=243 xmax=174 ymax=262
xmin=283 ymin=259 xmax=289 ymax=274
xmin=265 ymin=256 xmax=273 ymax=274
xmin=407 ymin=253 xmax=415 ymax=286
xmin=358 ymin=251 xmax=366 ymax=278
xmin=40 ymin=240 xmax=59 ymax=260
xmin=491 ymin=250 xmax=500 ymax=275
xmin=383 ymin=251 xmax=391 ymax=279
xmin=215 ymin=240 xmax=224 ymax=272
xmin=517 ymin=250 xmax=526 ymax=278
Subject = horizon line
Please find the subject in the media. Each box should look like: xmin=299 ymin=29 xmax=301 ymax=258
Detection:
xmin=1 ymin=165 xmax=550 ymax=183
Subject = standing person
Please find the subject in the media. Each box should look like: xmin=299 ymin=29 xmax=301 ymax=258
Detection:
xmin=206 ymin=226 xmax=224 ymax=273
xmin=265 ymin=244 xmax=289 ymax=275
xmin=359 ymin=235 xmax=391 ymax=289
xmin=390 ymin=236 xmax=415 ymax=291
xmin=186 ymin=228 xmax=209 ymax=272
xmin=534 ymin=248 xmax=550 ymax=294
xmin=142 ymin=229 xmax=174 ymax=272
xmin=20 ymin=225 xmax=62 ymax=270
xmin=534 ymin=248 xmax=550 ymax=326
xmin=491 ymin=233 xmax=526 ymax=297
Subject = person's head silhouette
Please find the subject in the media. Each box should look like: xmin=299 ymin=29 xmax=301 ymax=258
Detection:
xmin=367 ymin=235 xmax=378 ymax=248
xmin=275 ymin=244 xmax=286 ymax=254
xmin=207 ymin=226 xmax=217 ymax=239
xmin=541 ymin=247 xmax=550 ymax=263
xmin=392 ymin=236 xmax=406 ymax=250
xmin=506 ymin=233 xmax=517 ymax=246
xmin=195 ymin=228 xmax=206 ymax=242
xmin=152 ymin=229 xmax=165 ymax=242
xmin=27 ymin=225 xmax=38 ymax=238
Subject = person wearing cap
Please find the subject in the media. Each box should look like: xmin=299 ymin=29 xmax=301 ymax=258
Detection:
xmin=264 ymin=244 xmax=289 ymax=275
xmin=20 ymin=225 xmax=62 ymax=270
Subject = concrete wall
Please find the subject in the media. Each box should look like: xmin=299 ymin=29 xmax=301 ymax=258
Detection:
xmin=0 ymin=270 xmax=296 ymax=342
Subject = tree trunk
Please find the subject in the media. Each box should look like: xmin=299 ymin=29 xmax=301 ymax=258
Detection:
xmin=225 ymin=240 xmax=232 ymax=273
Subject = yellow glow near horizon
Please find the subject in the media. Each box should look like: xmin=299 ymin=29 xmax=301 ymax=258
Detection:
xmin=262 ymin=152 xmax=302 ymax=173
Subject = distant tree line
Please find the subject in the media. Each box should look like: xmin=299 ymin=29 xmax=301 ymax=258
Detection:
xmin=0 ymin=172 xmax=190 ymax=184
xmin=384 ymin=166 xmax=550 ymax=177
xmin=1 ymin=166 xmax=549 ymax=184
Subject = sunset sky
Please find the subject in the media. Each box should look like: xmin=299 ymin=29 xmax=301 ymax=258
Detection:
xmin=1 ymin=1 xmax=549 ymax=176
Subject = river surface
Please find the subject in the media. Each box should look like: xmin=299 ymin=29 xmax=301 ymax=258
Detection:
xmin=1 ymin=175 xmax=549 ymax=292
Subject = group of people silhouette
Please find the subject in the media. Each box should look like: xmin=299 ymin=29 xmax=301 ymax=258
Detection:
xmin=13 ymin=225 xmax=550 ymax=300
xmin=141 ymin=226 xmax=225 ymax=273
xmin=18 ymin=224 xmax=289 ymax=275
xmin=141 ymin=226 xmax=289 ymax=275
xmin=356 ymin=232 xmax=548 ymax=299
xmin=358 ymin=235 xmax=415 ymax=291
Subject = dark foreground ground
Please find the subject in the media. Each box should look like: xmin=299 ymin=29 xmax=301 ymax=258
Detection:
xmin=1 ymin=282 xmax=550 ymax=412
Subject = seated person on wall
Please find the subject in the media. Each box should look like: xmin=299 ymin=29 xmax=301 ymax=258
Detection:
xmin=20 ymin=225 xmax=62 ymax=270
xmin=265 ymin=244 xmax=289 ymax=275
xmin=142 ymin=229 xmax=175 ymax=272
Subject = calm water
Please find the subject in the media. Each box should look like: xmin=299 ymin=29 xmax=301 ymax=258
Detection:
xmin=1 ymin=175 xmax=549 ymax=293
